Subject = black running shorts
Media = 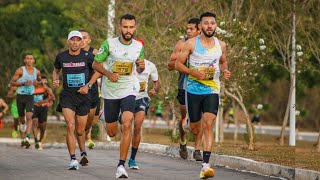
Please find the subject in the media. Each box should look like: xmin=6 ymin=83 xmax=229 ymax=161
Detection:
xmin=135 ymin=97 xmax=150 ymax=114
xmin=176 ymin=89 xmax=186 ymax=105
xmin=32 ymin=106 xmax=48 ymax=123
xmin=103 ymin=95 xmax=135 ymax=123
xmin=186 ymin=92 xmax=219 ymax=123
xmin=59 ymin=90 xmax=91 ymax=116
xmin=17 ymin=94 xmax=34 ymax=116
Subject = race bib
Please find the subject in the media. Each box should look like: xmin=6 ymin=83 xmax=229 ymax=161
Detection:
xmin=34 ymin=94 xmax=44 ymax=103
xmin=67 ymin=73 xmax=85 ymax=87
xmin=198 ymin=67 xmax=215 ymax=80
xmin=21 ymin=86 xmax=33 ymax=95
xmin=113 ymin=61 xmax=133 ymax=76
xmin=139 ymin=81 xmax=147 ymax=92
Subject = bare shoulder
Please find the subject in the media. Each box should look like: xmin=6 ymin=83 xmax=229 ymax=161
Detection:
xmin=174 ymin=39 xmax=186 ymax=51
xmin=15 ymin=67 xmax=23 ymax=74
xmin=218 ymin=39 xmax=227 ymax=49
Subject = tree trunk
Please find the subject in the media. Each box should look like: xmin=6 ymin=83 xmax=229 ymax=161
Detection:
xmin=233 ymin=101 xmax=238 ymax=141
xmin=279 ymin=85 xmax=292 ymax=145
xmin=225 ymin=89 xmax=254 ymax=150
xmin=317 ymin=128 xmax=320 ymax=152
xmin=219 ymin=105 xmax=224 ymax=142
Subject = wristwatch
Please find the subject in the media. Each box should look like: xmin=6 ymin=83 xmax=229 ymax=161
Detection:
xmin=87 ymin=83 xmax=92 ymax=89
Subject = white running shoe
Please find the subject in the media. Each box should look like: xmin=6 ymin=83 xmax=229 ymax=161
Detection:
xmin=106 ymin=135 xmax=112 ymax=142
xmin=116 ymin=165 xmax=128 ymax=178
xmin=20 ymin=123 xmax=27 ymax=133
xmin=68 ymin=159 xmax=79 ymax=170
xmin=24 ymin=137 xmax=30 ymax=149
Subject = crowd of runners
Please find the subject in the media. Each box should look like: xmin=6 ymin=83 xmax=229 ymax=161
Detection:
xmin=0 ymin=11 xmax=231 ymax=179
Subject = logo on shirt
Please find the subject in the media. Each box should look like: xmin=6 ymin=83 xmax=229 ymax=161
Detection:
xmin=63 ymin=62 xmax=85 ymax=68
xmin=97 ymin=47 xmax=104 ymax=55
xmin=123 ymin=52 xmax=128 ymax=57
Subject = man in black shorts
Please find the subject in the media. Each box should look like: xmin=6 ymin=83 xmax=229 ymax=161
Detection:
xmin=53 ymin=30 xmax=100 ymax=170
xmin=10 ymin=54 xmax=41 ymax=148
xmin=167 ymin=18 xmax=202 ymax=160
xmin=32 ymin=76 xmax=55 ymax=150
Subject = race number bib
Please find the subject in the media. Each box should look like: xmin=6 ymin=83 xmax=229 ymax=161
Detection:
xmin=198 ymin=67 xmax=215 ymax=80
xmin=139 ymin=81 xmax=147 ymax=92
xmin=67 ymin=73 xmax=85 ymax=87
xmin=34 ymin=94 xmax=44 ymax=103
xmin=21 ymin=86 xmax=33 ymax=95
xmin=113 ymin=61 xmax=133 ymax=76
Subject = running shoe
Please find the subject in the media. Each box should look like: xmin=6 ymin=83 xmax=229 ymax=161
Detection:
xmin=193 ymin=150 xmax=203 ymax=161
xmin=116 ymin=165 xmax=128 ymax=178
xmin=199 ymin=163 xmax=214 ymax=179
xmin=12 ymin=130 xmax=18 ymax=138
xmin=79 ymin=154 xmax=89 ymax=166
xmin=88 ymin=139 xmax=95 ymax=149
xmin=68 ymin=159 xmax=79 ymax=170
xmin=128 ymin=158 xmax=139 ymax=170
xmin=179 ymin=143 xmax=188 ymax=159
xmin=20 ymin=123 xmax=26 ymax=133
xmin=182 ymin=116 xmax=190 ymax=132
xmin=20 ymin=140 xmax=26 ymax=147
xmin=35 ymin=142 xmax=42 ymax=150
xmin=24 ymin=137 xmax=30 ymax=149
xmin=106 ymin=135 xmax=112 ymax=142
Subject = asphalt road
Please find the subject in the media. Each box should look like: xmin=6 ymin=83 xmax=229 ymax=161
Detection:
xmin=0 ymin=144 xmax=280 ymax=180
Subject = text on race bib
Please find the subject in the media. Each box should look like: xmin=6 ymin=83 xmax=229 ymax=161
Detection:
xmin=198 ymin=67 xmax=215 ymax=80
xmin=67 ymin=73 xmax=85 ymax=87
xmin=113 ymin=61 xmax=133 ymax=76
xmin=21 ymin=86 xmax=33 ymax=95
xmin=34 ymin=94 xmax=44 ymax=103
xmin=139 ymin=81 xmax=147 ymax=92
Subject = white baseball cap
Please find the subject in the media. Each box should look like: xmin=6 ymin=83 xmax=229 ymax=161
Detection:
xmin=67 ymin=30 xmax=83 ymax=40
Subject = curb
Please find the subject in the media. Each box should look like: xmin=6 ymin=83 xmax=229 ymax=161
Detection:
xmin=2 ymin=140 xmax=319 ymax=180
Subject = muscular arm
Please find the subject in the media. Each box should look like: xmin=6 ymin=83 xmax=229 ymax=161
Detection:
xmin=92 ymin=61 xmax=112 ymax=77
xmin=45 ymin=85 xmax=55 ymax=102
xmin=0 ymin=99 xmax=9 ymax=114
xmin=175 ymin=41 xmax=193 ymax=75
xmin=88 ymin=71 xmax=101 ymax=86
xmin=52 ymin=68 xmax=61 ymax=88
xmin=6 ymin=87 xmax=16 ymax=99
xmin=10 ymin=68 xmax=24 ymax=87
xmin=167 ymin=40 xmax=184 ymax=71
xmin=219 ymin=40 xmax=228 ymax=71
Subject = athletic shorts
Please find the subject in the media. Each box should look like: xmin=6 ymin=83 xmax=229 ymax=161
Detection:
xmin=58 ymin=90 xmax=91 ymax=116
xmin=135 ymin=97 xmax=150 ymax=114
xmin=32 ymin=106 xmax=48 ymax=123
xmin=176 ymin=89 xmax=186 ymax=105
xmin=251 ymin=115 xmax=260 ymax=123
xmin=103 ymin=95 xmax=135 ymax=123
xmin=16 ymin=94 xmax=34 ymax=116
xmin=89 ymin=89 xmax=100 ymax=109
xmin=95 ymin=98 xmax=101 ymax=116
xmin=186 ymin=92 xmax=219 ymax=123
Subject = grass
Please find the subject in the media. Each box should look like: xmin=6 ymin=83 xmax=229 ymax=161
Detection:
xmin=0 ymin=121 xmax=319 ymax=172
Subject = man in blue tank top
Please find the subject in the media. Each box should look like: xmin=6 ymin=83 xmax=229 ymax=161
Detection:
xmin=175 ymin=12 xmax=231 ymax=179
xmin=10 ymin=54 xmax=41 ymax=148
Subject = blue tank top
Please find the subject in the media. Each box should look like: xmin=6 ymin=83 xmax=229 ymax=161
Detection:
xmin=16 ymin=66 xmax=37 ymax=95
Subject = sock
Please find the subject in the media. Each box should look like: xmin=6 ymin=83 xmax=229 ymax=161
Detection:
xmin=130 ymin=147 xmax=138 ymax=160
xmin=179 ymin=139 xmax=187 ymax=145
xmin=203 ymin=151 xmax=211 ymax=164
xmin=70 ymin=154 xmax=76 ymax=160
xmin=118 ymin=160 xmax=125 ymax=167
xmin=81 ymin=151 xmax=87 ymax=157
xmin=195 ymin=149 xmax=200 ymax=153
xmin=34 ymin=137 xmax=38 ymax=143
xmin=26 ymin=134 xmax=30 ymax=139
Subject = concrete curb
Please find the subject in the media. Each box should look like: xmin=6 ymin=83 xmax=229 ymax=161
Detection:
xmin=2 ymin=140 xmax=319 ymax=180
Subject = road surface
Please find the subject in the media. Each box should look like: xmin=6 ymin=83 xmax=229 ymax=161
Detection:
xmin=0 ymin=144 xmax=280 ymax=180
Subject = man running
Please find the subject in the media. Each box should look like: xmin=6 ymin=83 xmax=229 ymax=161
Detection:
xmin=6 ymin=86 xmax=20 ymax=138
xmin=175 ymin=12 xmax=231 ymax=179
xmin=167 ymin=18 xmax=202 ymax=160
xmin=79 ymin=29 xmax=105 ymax=149
xmin=32 ymin=76 xmax=55 ymax=150
xmin=128 ymin=42 xmax=160 ymax=169
xmin=93 ymin=14 xmax=145 ymax=178
xmin=10 ymin=54 xmax=41 ymax=148
xmin=53 ymin=30 xmax=100 ymax=170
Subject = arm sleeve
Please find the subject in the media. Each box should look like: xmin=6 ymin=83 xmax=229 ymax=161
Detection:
xmin=94 ymin=40 xmax=110 ymax=63
xmin=54 ymin=55 xmax=61 ymax=69
xmin=150 ymin=63 xmax=159 ymax=81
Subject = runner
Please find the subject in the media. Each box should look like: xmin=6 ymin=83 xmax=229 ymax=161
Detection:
xmin=10 ymin=54 xmax=41 ymax=148
xmin=6 ymin=86 xmax=20 ymax=138
xmin=32 ymin=75 xmax=55 ymax=150
xmin=175 ymin=12 xmax=231 ymax=179
xmin=53 ymin=30 xmax=100 ymax=170
xmin=167 ymin=18 xmax=202 ymax=160
xmin=93 ymin=14 xmax=145 ymax=178
xmin=79 ymin=30 xmax=101 ymax=149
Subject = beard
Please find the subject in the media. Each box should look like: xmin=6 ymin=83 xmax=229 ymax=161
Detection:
xmin=121 ymin=31 xmax=134 ymax=41
xmin=202 ymin=28 xmax=215 ymax=38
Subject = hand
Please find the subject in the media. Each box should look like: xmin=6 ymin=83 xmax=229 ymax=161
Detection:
xmin=107 ymin=73 xmax=119 ymax=82
xmin=33 ymin=81 xmax=40 ymax=86
xmin=25 ymin=80 xmax=33 ymax=86
xmin=190 ymin=69 xmax=206 ymax=80
xmin=78 ymin=84 xmax=89 ymax=94
xmin=53 ymin=79 xmax=60 ymax=88
xmin=136 ymin=58 xmax=145 ymax=73
xmin=149 ymin=88 xmax=157 ymax=96
xmin=223 ymin=69 xmax=231 ymax=80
